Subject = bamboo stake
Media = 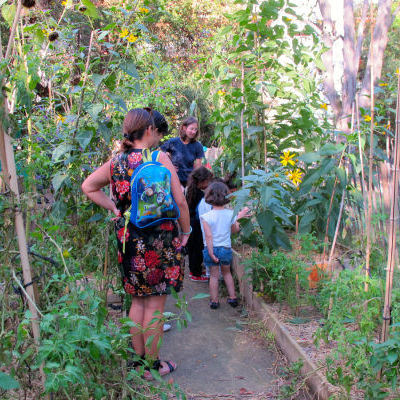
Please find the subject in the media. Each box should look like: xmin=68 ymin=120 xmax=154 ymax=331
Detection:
xmin=327 ymin=190 xmax=346 ymax=275
xmin=0 ymin=25 xmax=3 ymax=59
xmin=264 ymin=126 xmax=267 ymax=169
xmin=365 ymin=0 xmax=375 ymax=291
xmin=4 ymin=133 xmax=41 ymax=342
xmin=0 ymin=6 xmax=44 ymax=386
xmin=4 ymin=0 xmax=22 ymax=60
xmin=356 ymin=94 xmax=367 ymax=223
xmin=381 ymin=68 xmax=400 ymax=343
xmin=0 ymin=0 xmax=40 ymax=338
xmin=295 ymin=215 xmax=299 ymax=317
xmin=327 ymin=190 xmax=346 ymax=318
xmin=320 ymin=146 xmax=347 ymax=264
xmin=16 ymin=20 xmax=36 ymax=243
xmin=12 ymin=269 xmax=43 ymax=318
xmin=73 ymin=30 xmax=95 ymax=138
xmin=240 ymin=62 xmax=245 ymax=186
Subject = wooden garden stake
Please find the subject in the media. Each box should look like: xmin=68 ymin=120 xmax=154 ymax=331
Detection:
xmin=0 ymin=0 xmax=41 ymax=339
xmin=0 ymin=5 xmax=48 ymax=392
xmin=295 ymin=215 xmax=299 ymax=317
xmin=73 ymin=30 xmax=95 ymax=138
xmin=365 ymin=0 xmax=375 ymax=292
xmin=0 ymin=0 xmax=22 ymax=186
xmin=320 ymin=146 xmax=347 ymax=264
xmin=240 ymin=62 xmax=245 ymax=186
xmin=327 ymin=190 xmax=346 ymax=276
xmin=356 ymin=94 xmax=367 ymax=219
xmin=381 ymin=68 xmax=400 ymax=343
xmin=2 ymin=131 xmax=41 ymax=342
xmin=326 ymin=190 xmax=345 ymax=318
xmin=321 ymin=99 xmax=353 ymax=264
xmin=4 ymin=0 xmax=22 ymax=60
xmin=264 ymin=129 xmax=267 ymax=167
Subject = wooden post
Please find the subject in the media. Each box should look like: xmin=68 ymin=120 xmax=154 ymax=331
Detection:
xmin=240 ymin=62 xmax=245 ymax=186
xmin=73 ymin=30 xmax=95 ymax=139
xmin=3 ymin=131 xmax=41 ymax=343
xmin=365 ymin=0 xmax=375 ymax=291
xmin=327 ymin=190 xmax=346 ymax=275
xmin=295 ymin=215 xmax=299 ymax=317
xmin=356 ymin=94 xmax=368 ymax=224
xmin=320 ymin=147 xmax=347 ymax=264
xmin=381 ymin=68 xmax=400 ymax=342
xmin=0 ymin=0 xmax=41 ymax=350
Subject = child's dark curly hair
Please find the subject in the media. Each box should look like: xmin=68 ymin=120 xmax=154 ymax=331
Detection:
xmin=186 ymin=167 xmax=214 ymax=209
xmin=204 ymin=182 xmax=230 ymax=206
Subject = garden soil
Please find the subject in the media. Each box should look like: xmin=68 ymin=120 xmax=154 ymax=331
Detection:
xmin=160 ymin=269 xmax=282 ymax=400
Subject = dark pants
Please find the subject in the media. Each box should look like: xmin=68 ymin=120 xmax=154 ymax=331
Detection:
xmin=186 ymin=218 xmax=204 ymax=277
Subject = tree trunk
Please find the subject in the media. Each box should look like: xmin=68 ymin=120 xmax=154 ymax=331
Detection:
xmin=317 ymin=0 xmax=341 ymax=121
xmin=340 ymin=0 xmax=357 ymax=131
xmin=359 ymin=0 xmax=394 ymax=108
xmin=318 ymin=0 xmax=397 ymax=121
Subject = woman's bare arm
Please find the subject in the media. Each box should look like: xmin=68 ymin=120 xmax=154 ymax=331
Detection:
xmin=193 ymin=158 xmax=202 ymax=169
xmin=81 ymin=160 xmax=120 ymax=217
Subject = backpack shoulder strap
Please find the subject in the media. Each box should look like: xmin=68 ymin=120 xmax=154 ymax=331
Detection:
xmin=141 ymin=149 xmax=160 ymax=163
xmin=142 ymin=149 xmax=152 ymax=163
xmin=152 ymin=151 xmax=160 ymax=162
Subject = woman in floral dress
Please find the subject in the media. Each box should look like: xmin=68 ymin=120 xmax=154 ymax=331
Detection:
xmin=82 ymin=108 xmax=190 ymax=378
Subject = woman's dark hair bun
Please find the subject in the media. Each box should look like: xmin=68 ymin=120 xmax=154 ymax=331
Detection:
xmin=153 ymin=110 xmax=168 ymax=135
xmin=120 ymin=108 xmax=154 ymax=152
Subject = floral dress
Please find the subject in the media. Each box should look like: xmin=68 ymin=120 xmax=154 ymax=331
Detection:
xmin=110 ymin=149 xmax=184 ymax=296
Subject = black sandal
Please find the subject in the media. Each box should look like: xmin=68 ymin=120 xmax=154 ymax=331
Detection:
xmin=144 ymin=359 xmax=177 ymax=380
xmin=227 ymin=298 xmax=239 ymax=308
xmin=127 ymin=353 xmax=145 ymax=369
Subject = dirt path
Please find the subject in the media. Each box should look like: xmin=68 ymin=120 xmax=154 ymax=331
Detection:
xmin=160 ymin=269 xmax=280 ymax=399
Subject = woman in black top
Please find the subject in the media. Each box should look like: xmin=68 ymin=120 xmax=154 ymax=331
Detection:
xmin=185 ymin=166 xmax=214 ymax=280
xmin=161 ymin=117 xmax=205 ymax=187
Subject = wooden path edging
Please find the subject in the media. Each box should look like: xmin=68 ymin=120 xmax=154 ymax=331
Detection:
xmin=232 ymin=250 xmax=333 ymax=400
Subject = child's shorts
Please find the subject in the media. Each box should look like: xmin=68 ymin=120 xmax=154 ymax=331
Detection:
xmin=203 ymin=247 xmax=232 ymax=267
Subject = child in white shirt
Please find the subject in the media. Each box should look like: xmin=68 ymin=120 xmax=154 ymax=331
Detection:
xmin=200 ymin=182 xmax=248 ymax=309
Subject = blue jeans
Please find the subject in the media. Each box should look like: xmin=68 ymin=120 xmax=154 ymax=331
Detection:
xmin=203 ymin=247 xmax=232 ymax=267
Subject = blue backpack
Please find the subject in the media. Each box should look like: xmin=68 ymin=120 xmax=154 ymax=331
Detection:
xmin=122 ymin=149 xmax=180 ymax=251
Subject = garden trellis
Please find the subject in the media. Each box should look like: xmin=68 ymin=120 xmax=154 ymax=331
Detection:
xmin=0 ymin=0 xmax=41 ymax=350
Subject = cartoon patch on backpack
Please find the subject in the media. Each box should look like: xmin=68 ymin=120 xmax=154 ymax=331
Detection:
xmin=137 ymin=175 xmax=174 ymax=218
xmin=126 ymin=150 xmax=180 ymax=230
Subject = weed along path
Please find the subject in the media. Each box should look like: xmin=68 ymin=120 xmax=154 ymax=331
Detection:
xmin=160 ymin=274 xmax=280 ymax=399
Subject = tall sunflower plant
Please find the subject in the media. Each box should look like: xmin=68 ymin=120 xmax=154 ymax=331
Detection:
xmin=232 ymin=152 xmax=305 ymax=250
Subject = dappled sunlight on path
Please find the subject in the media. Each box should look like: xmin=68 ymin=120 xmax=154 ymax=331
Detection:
xmin=160 ymin=266 xmax=279 ymax=399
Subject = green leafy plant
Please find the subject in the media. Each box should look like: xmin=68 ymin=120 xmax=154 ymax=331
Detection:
xmin=314 ymin=268 xmax=384 ymax=396
xmin=233 ymin=168 xmax=294 ymax=249
xmin=243 ymin=247 xmax=309 ymax=308
xmin=278 ymin=360 xmax=305 ymax=399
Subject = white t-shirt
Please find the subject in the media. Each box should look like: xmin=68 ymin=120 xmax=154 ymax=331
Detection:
xmin=200 ymin=209 xmax=236 ymax=248
xmin=197 ymin=198 xmax=212 ymax=217
xmin=197 ymin=198 xmax=213 ymax=243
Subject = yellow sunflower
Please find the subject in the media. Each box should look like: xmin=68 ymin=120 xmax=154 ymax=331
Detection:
xmin=280 ymin=151 xmax=296 ymax=167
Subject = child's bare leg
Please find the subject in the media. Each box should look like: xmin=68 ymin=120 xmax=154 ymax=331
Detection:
xmin=209 ymin=265 xmax=220 ymax=302
xmin=221 ymin=265 xmax=236 ymax=299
